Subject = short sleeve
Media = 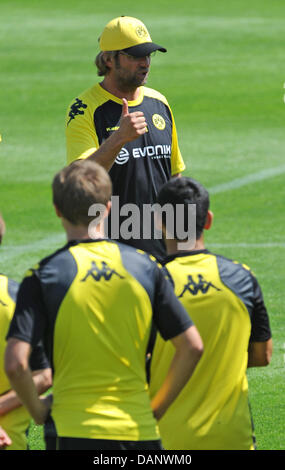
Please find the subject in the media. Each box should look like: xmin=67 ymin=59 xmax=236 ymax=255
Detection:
xmin=29 ymin=341 xmax=50 ymax=371
xmin=249 ymin=274 xmax=272 ymax=342
xmin=7 ymin=272 xmax=47 ymax=348
xmin=168 ymin=106 xmax=185 ymax=175
xmin=65 ymin=96 xmax=99 ymax=164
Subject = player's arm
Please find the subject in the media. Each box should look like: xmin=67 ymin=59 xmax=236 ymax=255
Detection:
xmin=0 ymin=425 xmax=12 ymax=449
xmin=86 ymin=99 xmax=147 ymax=171
xmin=0 ymin=367 xmax=52 ymax=416
xmin=4 ymin=271 xmax=52 ymax=423
xmin=247 ymin=274 xmax=273 ymax=368
xmin=248 ymin=339 xmax=273 ymax=367
xmin=151 ymin=325 xmax=203 ymax=421
xmin=4 ymin=339 xmax=51 ymax=425
xmin=67 ymin=98 xmax=147 ymax=171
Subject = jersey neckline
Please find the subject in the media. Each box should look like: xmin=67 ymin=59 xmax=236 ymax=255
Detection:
xmin=163 ymin=249 xmax=210 ymax=265
xmin=96 ymin=83 xmax=144 ymax=107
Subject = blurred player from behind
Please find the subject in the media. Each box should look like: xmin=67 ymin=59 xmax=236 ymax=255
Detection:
xmin=4 ymin=161 xmax=203 ymax=450
xmin=0 ymin=214 xmax=52 ymax=450
xmin=149 ymin=177 xmax=273 ymax=450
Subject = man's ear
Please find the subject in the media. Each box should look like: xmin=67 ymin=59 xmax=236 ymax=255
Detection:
xmin=106 ymin=200 xmax=112 ymax=216
xmin=204 ymin=210 xmax=213 ymax=230
xmin=54 ymin=205 xmax=62 ymax=218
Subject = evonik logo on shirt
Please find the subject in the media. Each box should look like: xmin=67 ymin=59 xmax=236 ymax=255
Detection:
xmin=115 ymin=145 xmax=171 ymax=165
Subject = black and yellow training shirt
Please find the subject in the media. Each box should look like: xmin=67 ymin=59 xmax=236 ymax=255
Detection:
xmin=65 ymin=84 xmax=185 ymax=261
xmin=8 ymin=239 xmax=193 ymax=442
xmin=149 ymin=250 xmax=272 ymax=450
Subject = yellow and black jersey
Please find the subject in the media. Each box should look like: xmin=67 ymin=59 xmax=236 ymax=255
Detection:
xmin=8 ymin=239 xmax=193 ymax=441
xmin=65 ymin=84 xmax=185 ymax=261
xmin=0 ymin=275 xmax=48 ymax=450
xmin=149 ymin=249 xmax=272 ymax=450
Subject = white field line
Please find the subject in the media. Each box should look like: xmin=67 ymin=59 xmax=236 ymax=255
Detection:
xmin=1 ymin=239 xmax=285 ymax=265
xmin=1 ymin=165 xmax=285 ymax=262
xmin=0 ymin=233 xmax=66 ymax=262
xmin=208 ymin=243 xmax=285 ymax=248
xmin=208 ymin=164 xmax=285 ymax=195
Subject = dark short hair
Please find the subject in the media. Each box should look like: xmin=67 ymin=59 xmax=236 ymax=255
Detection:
xmin=156 ymin=177 xmax=210 ymax=240
xmin=52 ymin=160 xmax=112 ymax=226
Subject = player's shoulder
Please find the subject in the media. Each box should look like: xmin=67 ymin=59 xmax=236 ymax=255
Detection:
xmin=115 ymin=242 xmax=163 ymax=301
xmin=214 ymin=252 xmax=255 ymax=278
xmin=116 ymin=241 xmax=162 ymax=269
xmin=0 ymin=274 xmax=19 ymax=303
xmin=143 ymin=86 xmax=169 ymax=106
xmin=66 ymin=83 xmax=108 ymax=114
xmin=25 ymin=242 xmax=77 ymax=280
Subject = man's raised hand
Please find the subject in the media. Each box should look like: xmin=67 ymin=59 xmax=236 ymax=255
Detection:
xmin=118 ymin=98 xmax=147 ymax=143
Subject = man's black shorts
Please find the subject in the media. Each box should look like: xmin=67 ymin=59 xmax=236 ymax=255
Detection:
xmin=57 ymin=437 xmax=164 ymax=450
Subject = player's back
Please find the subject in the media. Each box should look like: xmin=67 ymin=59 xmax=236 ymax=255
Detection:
xmin=36 ymin=239 xmax=162 ymax=441
xmin=149 ymin=250 xmax=255 ymax=450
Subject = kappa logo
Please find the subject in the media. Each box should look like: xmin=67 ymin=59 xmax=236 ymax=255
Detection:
xmin=152 ymin=114 xmax=166 ymax=130
xmin=67 ymin=98 xmax=87 ymax=125
xmin=0 ymin=298 xmax=7 ymax=307
xmin=81 ymin=261 xmax=125 ymax=282
xmin=178 ymin=274 xmax=221 ymax=298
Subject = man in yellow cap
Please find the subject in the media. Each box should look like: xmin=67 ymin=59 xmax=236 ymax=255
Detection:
xmin=65 ymin=16 xmax=185 ymax=262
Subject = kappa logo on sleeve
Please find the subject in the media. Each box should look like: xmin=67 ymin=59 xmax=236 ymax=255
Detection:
xmin=67 ymin=98 xmax=87 ymax=125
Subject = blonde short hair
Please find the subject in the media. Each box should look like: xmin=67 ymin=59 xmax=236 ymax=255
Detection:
xmin=52 ymin=160 xmax=112 ymax=226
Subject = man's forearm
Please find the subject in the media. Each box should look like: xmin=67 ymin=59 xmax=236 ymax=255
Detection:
xmin=87 ymin=131 xmax=126 ymax=171
xmin=5 ymin=339 xmax=51 ymax=424
xmin=87 ymin=99 xmax=147 ymax=171
xmin=0 ymin=368 xmax=52 ymax=416
xmin=247 ymin=338 xmax=273 ymax=367
xmin=6 ymin=363 xmax=48 ymax=424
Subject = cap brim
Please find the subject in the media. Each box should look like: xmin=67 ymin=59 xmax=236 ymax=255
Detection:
xmin=123 ymin=42 xmax=167 ymax=57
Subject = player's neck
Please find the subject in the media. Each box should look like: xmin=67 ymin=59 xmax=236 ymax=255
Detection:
xmin=62 ymin=220 xmax=105 ymax=242
xmin=165 ymin=237 xmax=206 ymax=256
xmin=100 ymin=78 xmax=141 ymax=101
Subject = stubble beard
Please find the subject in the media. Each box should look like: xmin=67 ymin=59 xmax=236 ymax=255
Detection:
xmin=114 ymin=61 xmax=149 ymax=93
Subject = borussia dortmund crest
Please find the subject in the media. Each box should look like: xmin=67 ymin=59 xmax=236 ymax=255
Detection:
xmin=152 ymin=114 xmax=166 ymax=130
xmin=136 ymin=26 xmax=148 ymax=38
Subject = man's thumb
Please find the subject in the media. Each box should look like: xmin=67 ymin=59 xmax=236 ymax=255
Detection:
xmin=121 ymin=98 xmax=129 ymax=116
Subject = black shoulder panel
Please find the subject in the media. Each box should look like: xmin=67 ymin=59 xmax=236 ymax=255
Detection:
xmin=216 ymin=254 xmax=255 ymax=315
xmin=7 ymin=278 xmax=19 ymax=302
xmin=117 ymin=242 xmax=157 ymax=306
xmin=38 ymin=247 xmax=78 ymax=321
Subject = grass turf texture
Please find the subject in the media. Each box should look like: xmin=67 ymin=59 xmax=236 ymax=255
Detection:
xmin=1 ymin=0 xmax=284 ymax=450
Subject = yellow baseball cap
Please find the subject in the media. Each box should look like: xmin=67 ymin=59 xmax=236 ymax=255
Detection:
xmin=99 ymin=16 xmax=167 ymax=57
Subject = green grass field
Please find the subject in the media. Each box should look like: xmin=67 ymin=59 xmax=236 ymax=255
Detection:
xmin=1 ymin=0 xmax=285 ymax=450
